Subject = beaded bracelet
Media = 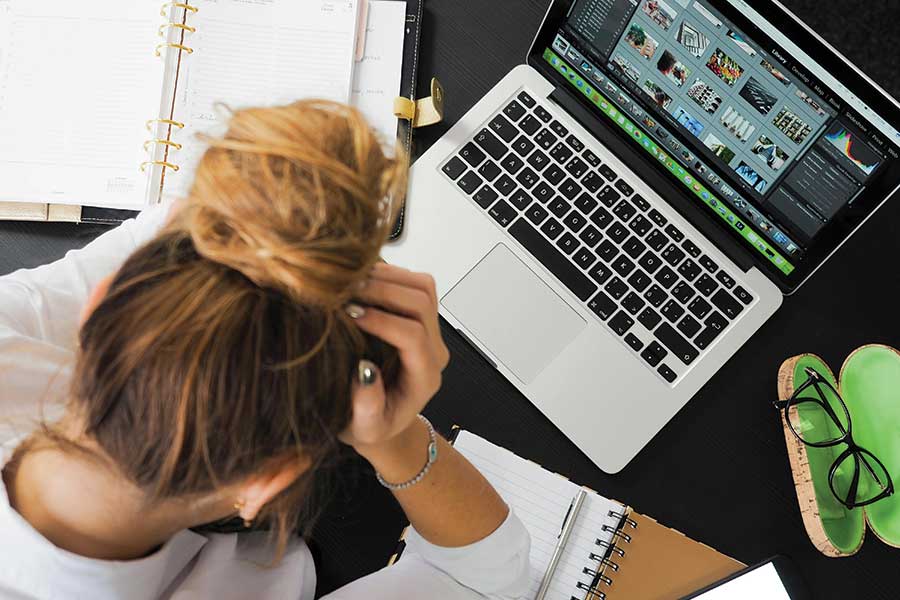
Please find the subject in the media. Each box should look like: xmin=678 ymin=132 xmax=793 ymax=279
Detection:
xmin=375 ymin=415 xmax=439 ymax=491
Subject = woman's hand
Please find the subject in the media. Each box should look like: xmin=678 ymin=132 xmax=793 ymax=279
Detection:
xmin=339 ymin=263 xmax=450 ymax=459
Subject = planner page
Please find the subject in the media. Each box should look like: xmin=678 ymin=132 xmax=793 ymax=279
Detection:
xmin=0 ymin=0 xmax=170 ymax=209
xmin=164 ymin=0 xmax=360 ymax=199
xmin=455 ymin=431 xmax=627 ymax=600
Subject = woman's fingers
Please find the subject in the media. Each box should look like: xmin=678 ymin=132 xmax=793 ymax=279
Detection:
xmin=338 ymin=361 xmax=388 ymax=447
xmin=357 ymin=279 xmax=433 ymax=323
xmin=351 ymin=306 xmax=432 ymax=370
xmin=371 ymin=263 xmax=438 ymax=307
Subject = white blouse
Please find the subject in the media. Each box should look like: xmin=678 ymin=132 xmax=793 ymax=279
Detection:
xmin=0 ymin=206 xmax=532 ymax=600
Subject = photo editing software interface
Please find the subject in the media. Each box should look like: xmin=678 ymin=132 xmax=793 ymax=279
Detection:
xmin=545 ymin=0 xmax=900 ymax=276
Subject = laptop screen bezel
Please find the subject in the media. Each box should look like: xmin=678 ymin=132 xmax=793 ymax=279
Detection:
xmin=527 ymin=0 xmax=900 ymax=294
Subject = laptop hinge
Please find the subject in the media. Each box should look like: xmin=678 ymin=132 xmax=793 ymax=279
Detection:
xmin=548 ymin=87 xmax=757 ymax=274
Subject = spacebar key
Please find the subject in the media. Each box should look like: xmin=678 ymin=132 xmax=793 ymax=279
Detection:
xmin=509 ymin=219 xmax=598 ymax=301
xmin=655 ymin=323 xmax=699 ymax=366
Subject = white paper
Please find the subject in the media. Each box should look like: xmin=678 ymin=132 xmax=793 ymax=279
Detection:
xmin=351 ymin=0 xmax=406 ymax=146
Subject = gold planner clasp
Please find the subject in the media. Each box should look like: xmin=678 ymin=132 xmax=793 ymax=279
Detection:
xmin=393 ymin=77 xmax=445 ymax=129
xmin=155 ymin=43 xmax=193 ymax=57
xmin=160 ymin=2 xmax=198 ymax=17
xmin=158 ymin=22 xmax=196 ymax=37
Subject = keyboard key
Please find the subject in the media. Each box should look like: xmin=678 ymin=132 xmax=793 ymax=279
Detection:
xmin=520 ymin=114 xmax=542 ymax=136
xmin=534 ymin=105 xmax=552 ymax=122
xmin=587 ymin=291 xmax=617 ymax=320
xmin=516 ymin=167 xmax=539 ymax=189
xmin=662 ymin=244 xmax=686 ymax=267
xmin=473 ymin=185 xmax=499 ymax=209
xmin=544 ymin=164 xmax=565 ymax=185
xmin=658 ymin=364 xmax=677 ymax=383
xmin=682 ymin=239 xmax=702 ymax=258
xmin=648 ymin=209 xmax=668 ymax=228
xmin=474 ymin=129 xmax=507 ymax=160
xmin=583 ymin=149 xmax=602 ymax=167
xmin=527 ymin=150 xmax=550 ymax=171
xmin=541 ymin=217 xmax=564 ymax=240
xmin=672 ymin=282 xmax=696 ymax=304
xmin=565 ymin=134 xmax=585 ymax=152
xmin=677 ymin=314 xmax=702 ymax=338
xmin=715 ymin=271 xmax=736 ymax=289
xmin=706 ymin=311 xmax=728 ymax=332
xmin=598 ymin=164 xmax=617 ymax=182
xmin=517 ymin=91 xmax=536 ymax=108
xmin=582 ymin=172 xmax=605 ymax=194
xmin=631 ymin=194 xmax=650 ymax=211
xmin=579 ymin=225 xmax=603 ymax=248
xmin=628 ymin=270 xmax=652 ymax=293
xmin=556 ymin=232 xmax=579 ymax=255
xmin=622 ymin=292 xmax=646 ymax=315
xmin=711 ymin=289 xmax=744 ymax=320
xmin=661 ymin=300 xmax=685 ymax=323
xmin=655 ymin=323 xmax=699 ymax=365
xmin=563 ymin=211 xmax=587 ymax=233
xmin=565 ymin=157 xmax=589 ymax=178
xmin=550 ymin=119 xmax=568 ymax=137
xmin=641 ymin=341 xmax=668 ymax=367
xmin=596 ymin=240 xmax=619 ymax=263
xmin=645 ymin=284 xmax=668 ymax=308
xmin=548 ymin=197 xmax=570 ymax=218
xmin=638 ymin=307 xmax=662 ymax=330
xmin=605 ymin=277 xmax=629 ymax=300
xmin=551 ymin=142 xmax=574 ymax=164
xmin=573 ymin=247 xmax=596 ymax=269
xmin=590 ymin=206 xmax=614 ymax=229
xmin=695 ymin=274 xmax=718 ymax=297
xmin=535 ymin=129 xmax=558 ymax=150
xmin=495 ymin=174 xmax=516 ymax=196
xmin=609 ymin=311 xmax=635 ymax=336
xmin=478 ymin=160 xmax=502 ymax=182
xmin=588 ymin=263 xmax=613 ymax=285
xmin=489 ymin=114 xmax=518 ymax=142
xmin=508 ymin=220 xmax=598 ymax=302
xmin=638 ymin=253 xmax=663 ymax=274
xmin=575 ymin=193 xmax=599 ymax=216
xmin=646 ymin=229 xmax=669 ymax=251
xmin=559 ymin=178 xmax=582 ymax=200
xmin=654 ymin=266 xmax=678 ymax=289
xmin=458 ymin=171 xmax=482 ymax=194
xmin=512 ymin=135 xmax=536 ymax=157
xmin=734 ymin=286 xmax=754 ymax=305
xmin=509 ymin=189 xmax=532 ymax=210
xmin=607 ymin=223 xmax=628 ymax=244
xmin=665 ymin=224 xmax=684 ymax=243
xmin=503 ymin=100 xmax=526 ymax=122
xmin=443 ymin=156 xmax=467 ymax=180
xmin=533 ymin=182 xmax=554 ymax=203
xmin=489 ymin=200 xmax=517 ymax=227
xmin=678 ymin=259 xmax=701 ymax=282
xmin=625 ymin=333 xmax=645 ymax=352
xmin=597 ymin=186 xmax=620 ymax=207
xmin=613 ymin=200 xmax=637 ymax=222
xmin=614 ymin=179 xmax=634 ymax=196
xmin=688 ymin=297 xmax=712 ymax=320
xmin=695 ymin=325 xmax=723 ymax=351
xmin=612 ymin=255 xmax=636 ymax=277
xmin=699 ymin=255 xmax=719 ymax=274
xmin=460 ymin=142 xmax=486 ymax=167
xmin=501 ymin=153 xmax=524 ymax=174
xmin=526 ymin=204 xmax=549 ymax=225
xmin=622 ymin=236 xmax=646 ymax=259
xmin=629 ymin=215 xmax=653 ymax=237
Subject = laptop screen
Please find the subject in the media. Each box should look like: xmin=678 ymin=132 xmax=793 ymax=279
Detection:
xmin=535 ymin=0 xmax=900 ymax=283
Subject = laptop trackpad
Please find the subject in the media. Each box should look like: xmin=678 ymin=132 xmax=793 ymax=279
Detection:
xmin=442 ymin=244 xmax=586 ymax=384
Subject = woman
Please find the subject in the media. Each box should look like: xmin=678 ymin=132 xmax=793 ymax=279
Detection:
xmin=0 ymin=101 xmax=531 ymax=599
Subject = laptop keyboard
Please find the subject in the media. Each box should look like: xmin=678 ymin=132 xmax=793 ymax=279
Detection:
xmin=440 ymin=91 xmax=756 ymax=384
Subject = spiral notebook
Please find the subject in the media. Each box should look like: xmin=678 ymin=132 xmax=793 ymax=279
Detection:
xmin=389 ymin=430 xmax=745 ymax=600
xmin=0 ymin=0 xmax=422 ymax=228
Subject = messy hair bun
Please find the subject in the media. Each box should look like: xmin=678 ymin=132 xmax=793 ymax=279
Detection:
xmin=179 ymin=100 xmax=407 ymax=308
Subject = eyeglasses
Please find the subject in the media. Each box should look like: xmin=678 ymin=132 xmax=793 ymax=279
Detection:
xmin=774 ymin=367 xmax=894 ymax=509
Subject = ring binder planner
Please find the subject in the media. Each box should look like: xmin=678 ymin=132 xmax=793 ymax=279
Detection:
xmin=141 ymin=161 xmax=180 ymax=173
xmin=160 ymin=2 xmax=198 ymax=17
xmin=155 ymin=43 xmax=194 ymax=57
xmin=146 ymin=119 xmax=185 ymax=132
xmin=158 ymin=22 xmax=197 ymax=36
xmin=143 ymin=139 xmax=183 ymax=152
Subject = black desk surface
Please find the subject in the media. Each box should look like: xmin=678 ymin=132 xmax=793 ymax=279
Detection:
xmin=2 ymin=2 xmax=898 ymax=598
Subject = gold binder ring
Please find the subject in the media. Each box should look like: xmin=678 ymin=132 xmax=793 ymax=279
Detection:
xmin=144 ymin=139 xmax=183 ymax=152
xmin=158 ymin=22 xmax=197 ymax=37
xmin=160 ymin=2 xmax=199 ymax=17
xmin=146 ymin=119 xmax=185 ymax=132
xmin=155 ymin=43 xmax=194 ymax=57
xmin=141 ymin=161 xmax=180 ymax=173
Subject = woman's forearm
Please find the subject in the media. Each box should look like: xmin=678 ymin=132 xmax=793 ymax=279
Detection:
xmin=358 ymin=418 xmax=508 ymax=548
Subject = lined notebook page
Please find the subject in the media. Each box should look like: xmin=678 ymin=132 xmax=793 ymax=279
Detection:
xmin=0 ymin=0 xmax=168 ymax=208
xmin=165 ymin=0 xmax=360 ymax=199
xmin=455 ymin=431 xmax=626 ymax=600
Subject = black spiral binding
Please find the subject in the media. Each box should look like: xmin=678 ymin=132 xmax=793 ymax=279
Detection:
xmin=570 ymin=507 xmax=638 ymax=600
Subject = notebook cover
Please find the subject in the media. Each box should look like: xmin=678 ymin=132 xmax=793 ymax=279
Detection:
xmin=601 ymin=511 xmax=745 ymax=600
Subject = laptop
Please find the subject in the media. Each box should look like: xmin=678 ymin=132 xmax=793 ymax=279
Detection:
xmin=382 ymin=0 xmax=900 ymax=473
